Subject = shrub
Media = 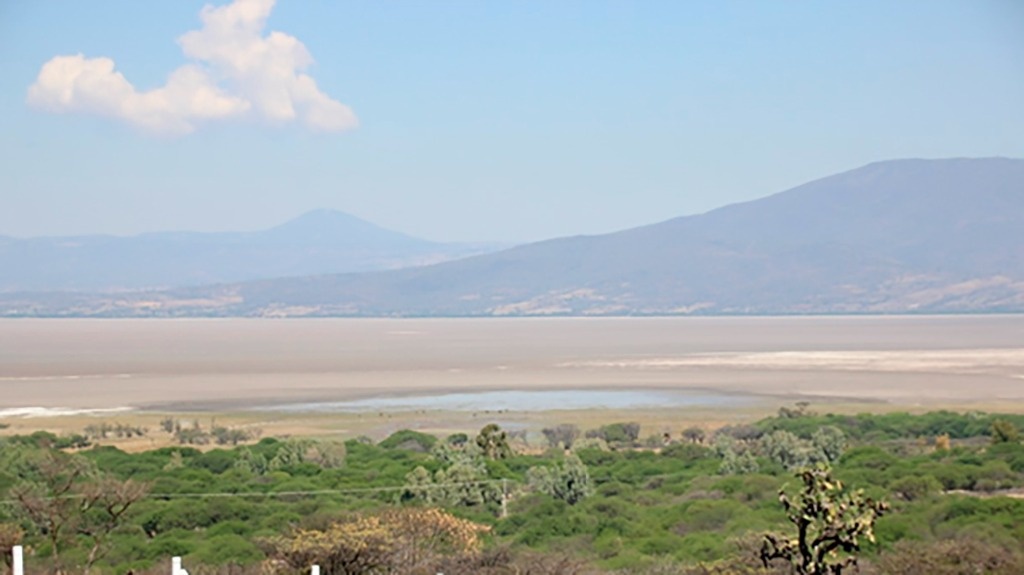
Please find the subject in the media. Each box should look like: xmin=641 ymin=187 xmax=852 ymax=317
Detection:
xmin=991 ymin=419 xmax=1021 ymax=444
xmin=259 ymin=508 xmax=489 ymax=575
xmin=379 ymin=430 xmax=438 ymax=452
xmin=889 ymin=474 xmax=942 ymax=501
xmin=588 ymin=423 xmax=641 ymax=445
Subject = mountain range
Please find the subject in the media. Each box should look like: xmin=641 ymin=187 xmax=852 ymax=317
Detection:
xmin=3 ymin=157 xmax=1023 ymax=317
xmin=0 ymin=209 xmax=503 ymax=292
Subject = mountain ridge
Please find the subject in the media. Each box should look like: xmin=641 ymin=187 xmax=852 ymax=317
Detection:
xmin=3 ymin=158 xmax=1023 ymax=316
xmin=0 ymin=209 xmax=503 ymax=292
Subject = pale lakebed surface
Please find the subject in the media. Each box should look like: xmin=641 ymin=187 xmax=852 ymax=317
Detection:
xmin=1 ymin=316 xmax=1023 ymax=414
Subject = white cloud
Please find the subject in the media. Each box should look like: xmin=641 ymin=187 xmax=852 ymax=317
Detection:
xmin=26 ymin=0 xmax=357 ymax=135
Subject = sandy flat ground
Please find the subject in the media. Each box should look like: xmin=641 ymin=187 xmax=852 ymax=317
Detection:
xmin=1 ymin=316 xmax=1022 ymax=414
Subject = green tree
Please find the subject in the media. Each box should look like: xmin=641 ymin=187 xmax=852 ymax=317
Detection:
xmin=475 ymin=424 xmax=512 ymax=460
xmin=761 ymin=430 xmax=815 ymax=470
xmin=719 ymin=449 xmax=760 ymax=475
xmin=588 ymin=422 xmax=641 ymax=445
xmin=234 ymin=447 xmax=269 ymax=475
xmin=268 ymin=438 xmax=311 ymax=469
xmin=403 ymin=454 xmax=500 ymax=509
xmin=435 ymin=457 xmax=501 ymax=507
xmin=527 ymin=453 xmax=591 ymax=505
xmin=402 ymin=466 xmax=438 ymax=504
xmin=990 ymin=419 xmax=1020 ymax=444
xmin=811 ymin=426 xmax=847 ymax=464
xmin=760 ymin=465 xmax=889 ymax=575
xmin=379 ymin=429 xmax=438 ymax=452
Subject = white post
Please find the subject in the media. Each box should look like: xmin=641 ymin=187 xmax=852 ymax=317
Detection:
xmin=311 ymin=566 xmax=320 ymax=575
xmin=172 ymin=556 xmax=189 ymax=575
xmin=501 ymin=478 xmax=508 ymax=519
xmin=12 ymin=545 xmax=23 ymax=575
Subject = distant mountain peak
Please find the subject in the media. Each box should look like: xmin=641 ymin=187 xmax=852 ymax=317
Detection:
xmin=263 ymin=209 xmax=428 ymax=246
xmin=271 ymin=209 xmax=378 ymax=232
xmin=280 ymin=208 xmax=365 ymax=225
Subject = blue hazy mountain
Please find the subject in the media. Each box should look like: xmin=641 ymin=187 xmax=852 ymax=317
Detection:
xmin=0 ymin=209 xmax=503 ymax=291
xmin=4 ymin=158 xmax=1023 ymax=316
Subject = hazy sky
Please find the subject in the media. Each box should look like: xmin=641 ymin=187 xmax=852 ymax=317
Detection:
xmin=1 ymin=0 xmax=1022 ymax=242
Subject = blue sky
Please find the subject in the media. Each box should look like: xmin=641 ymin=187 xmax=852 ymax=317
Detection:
xmin=1 ymin=0 xmax=1022 ymax=242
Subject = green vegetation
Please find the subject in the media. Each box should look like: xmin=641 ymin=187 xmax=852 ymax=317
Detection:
xmin=1 ymin=411 xmax=1023 ymax=574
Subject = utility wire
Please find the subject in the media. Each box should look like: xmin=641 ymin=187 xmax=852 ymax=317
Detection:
xmin=0 ymin=479 xmax=519 ymax=506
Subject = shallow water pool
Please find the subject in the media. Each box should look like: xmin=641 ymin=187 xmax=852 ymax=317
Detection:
xmin=262 ymin=389 xmax=749 ymax=413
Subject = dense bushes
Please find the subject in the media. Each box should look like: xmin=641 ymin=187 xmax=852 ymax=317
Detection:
xmin=0 ymin=411 xmax=1023 ymax=574
xmin=758 ymin=410 xmax=1024 ymax=442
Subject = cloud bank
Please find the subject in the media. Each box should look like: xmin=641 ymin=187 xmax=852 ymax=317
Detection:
xmin=26 ymin=0 xmax=357 ymax=135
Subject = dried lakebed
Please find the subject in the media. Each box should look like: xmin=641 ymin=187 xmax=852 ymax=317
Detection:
xmin=1 ymin=316 xmax=1023 ymax=415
